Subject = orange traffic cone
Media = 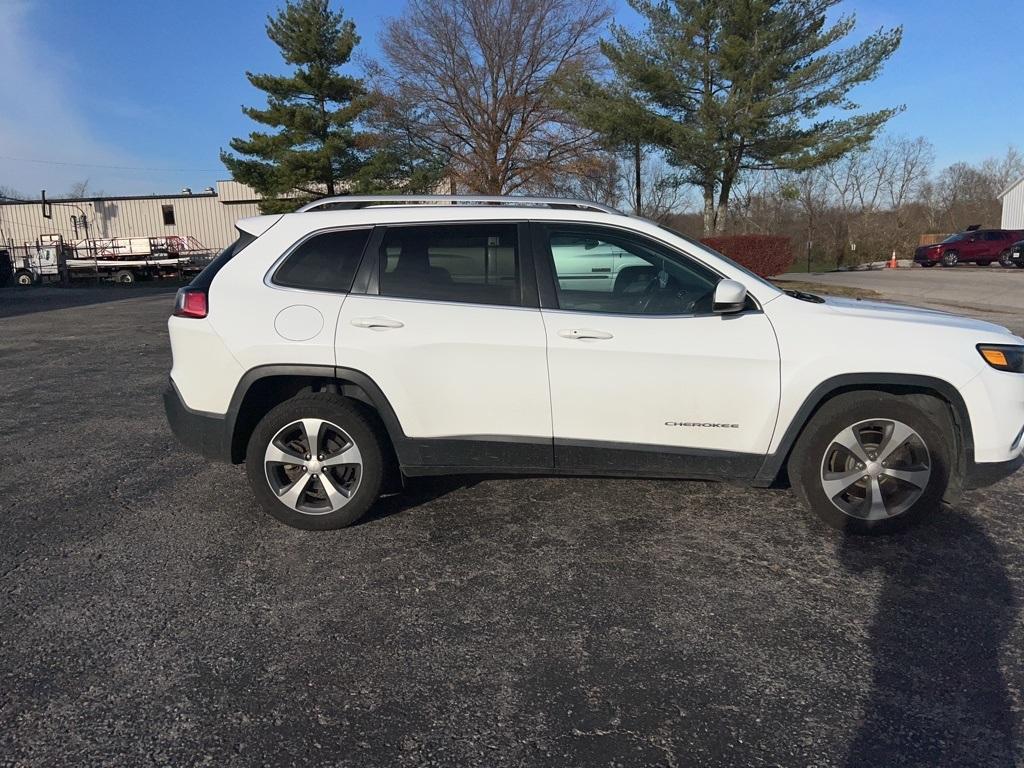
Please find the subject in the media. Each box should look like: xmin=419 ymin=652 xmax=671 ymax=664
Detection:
xmin=887 ymin=250 xmax=897 ymax=269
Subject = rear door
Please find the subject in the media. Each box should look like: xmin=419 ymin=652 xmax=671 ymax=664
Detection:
xmin=336 ymin=221 xmax=553 ymax=471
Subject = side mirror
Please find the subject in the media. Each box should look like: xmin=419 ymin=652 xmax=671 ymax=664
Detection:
xmin=713 ymin=279 xmax=748 ymax=314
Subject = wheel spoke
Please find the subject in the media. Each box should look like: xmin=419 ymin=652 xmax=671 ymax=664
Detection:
xmin=831 ymin=426 xmax=870 ymax=463
xmin=877 ymin=420 xmax=916 ymax=463
xmin=321 ymin=443 xmax=362 ymax=468
xmin=864 ymin=477 xmax=889 ymax=520
xmin=277 ymin=471 xmax=313 ymax=511
xmin=300 ymin=418 xmax=323 ymax=457
xmin=265 ymin=443 xmax=306 ymax=466
xmin=821 ymin=469 xmax=864 ymax=500
xmin=882 ymin=466 xmax=930 ymax=489
xmin=319 ymin=472 xmax=352 ymax=509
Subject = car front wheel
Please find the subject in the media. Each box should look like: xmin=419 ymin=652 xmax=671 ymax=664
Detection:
xmin=941 ymin=251 xmax=959 ymax=267
xmin=245 ymin=394 xmax=385 ymax=530
xmin=788 ymin=392 xmax=952 ymax=534
xmin=1000 ymin=250 xmax=1013 ymax=267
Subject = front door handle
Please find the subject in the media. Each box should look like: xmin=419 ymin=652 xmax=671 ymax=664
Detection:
xmin=558 ymin=328 xmax=613 ymax=340
xmin=351 ymin=316 xmax=404 ymax=330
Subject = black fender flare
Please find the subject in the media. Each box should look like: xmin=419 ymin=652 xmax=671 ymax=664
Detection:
xmin=753 ymin=373 xmax=974 ymax=486
xmin=225 ymin=364 xmax=414 ymax=464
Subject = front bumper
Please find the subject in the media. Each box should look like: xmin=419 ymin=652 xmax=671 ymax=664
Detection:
xmin=163 ymin=379 xmax=232 ymax=462
xmin=914 ymin=249 xmax=941 ymax=264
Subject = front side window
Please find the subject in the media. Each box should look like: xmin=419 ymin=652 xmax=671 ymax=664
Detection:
xmin=545 ymin=227 xmax=720 ymax=315
xmin=379 ymin=224 xmax=521 ymax=307
xmin=273 ymin=228 xmax=371 ymax=292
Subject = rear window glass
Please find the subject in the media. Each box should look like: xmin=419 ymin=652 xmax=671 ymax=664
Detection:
xmin=273 ymin=229 xmax=371 ymax=292
xmin=379 ymin=224 xmax=521 ymax=307
xmin=190 ymin=230 xmax=256 ymax=289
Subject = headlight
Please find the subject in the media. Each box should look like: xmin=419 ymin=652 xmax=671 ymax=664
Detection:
xmin=978 ymin=344 xmax=1024 ymax=372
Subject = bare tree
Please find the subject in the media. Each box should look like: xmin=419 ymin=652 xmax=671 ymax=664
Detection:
xmin=374 ymin=0 xmax=611 ymax=194
xmin=62 ymin=179 xmax=104 ymax=199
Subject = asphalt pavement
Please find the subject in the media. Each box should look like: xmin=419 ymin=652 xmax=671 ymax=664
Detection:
xmin=1 ymin=285 xmax=1022 ymax=767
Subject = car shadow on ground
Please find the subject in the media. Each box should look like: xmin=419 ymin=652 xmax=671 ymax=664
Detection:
xmin=356 ymin=475 xmax=483 ymax=526
xmin=0 ymin=283 xmax=183 ymax=319
xmin=838 ymin=507 xmax=1018 ymax=767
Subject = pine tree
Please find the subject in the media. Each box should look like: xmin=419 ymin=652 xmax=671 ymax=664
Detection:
xmin=591 ymin=0 xmax=903 ymax=234
xmin=222 ymin=0 xmax=436 ymax=212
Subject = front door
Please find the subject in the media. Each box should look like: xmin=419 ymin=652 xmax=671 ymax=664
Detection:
xmin=535 ymin=223 xmax=781 ymax=479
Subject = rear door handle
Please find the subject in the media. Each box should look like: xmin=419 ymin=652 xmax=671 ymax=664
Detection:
xmin=558 ymin=328 xmax=613 ymax=340
xmin=351 ymin=316 xmax=404 ymax=330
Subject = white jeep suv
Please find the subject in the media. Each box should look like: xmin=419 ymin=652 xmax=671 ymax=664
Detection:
xmin=164 ymin=195 xmax=1024 ymax=533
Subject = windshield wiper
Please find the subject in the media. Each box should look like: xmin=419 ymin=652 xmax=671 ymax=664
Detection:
xmin=785 ymin=289 xmax=826 ymax=304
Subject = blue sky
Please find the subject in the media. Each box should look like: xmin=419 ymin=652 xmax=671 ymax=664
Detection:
xmin=1 ymin=0 xmax=1021 ymax=197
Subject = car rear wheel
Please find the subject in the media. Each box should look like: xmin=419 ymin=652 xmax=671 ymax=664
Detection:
xmin=788 ymin=392 xmax=952 ymax=534
xmin=941 ymin=251 xmax=959 ymax=267
xmin=245 ymin=394 xmax=385 ymax=530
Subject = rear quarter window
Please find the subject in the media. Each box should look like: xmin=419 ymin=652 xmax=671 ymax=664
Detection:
xmin=272 ymin=229 xmax=372 ymax=293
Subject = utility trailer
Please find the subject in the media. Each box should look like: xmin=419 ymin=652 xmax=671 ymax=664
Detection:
xmin=5 ymin=235 xmax=215 ymax=286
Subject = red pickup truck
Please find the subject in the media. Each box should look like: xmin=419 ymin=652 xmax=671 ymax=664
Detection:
xmin=914 ymin=227 xmax=1024 ymax=267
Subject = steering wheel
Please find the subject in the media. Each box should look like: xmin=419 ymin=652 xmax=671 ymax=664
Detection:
xmin=637 ymin=276 xmax=697 ymax=315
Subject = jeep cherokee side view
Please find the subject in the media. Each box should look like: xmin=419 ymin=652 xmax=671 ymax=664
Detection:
xmin=165 ymin=196 xmax=1024 ymax=533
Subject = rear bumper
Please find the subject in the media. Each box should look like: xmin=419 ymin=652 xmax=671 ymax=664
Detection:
xmin=164 ymin=379 xmax=232 ymax=462
xmin=965 ymin=452 xmax=1024 ymax=490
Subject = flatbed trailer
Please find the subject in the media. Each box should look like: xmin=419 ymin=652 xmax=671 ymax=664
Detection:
xmin=5 ymin=240 xmax=214 ymax=286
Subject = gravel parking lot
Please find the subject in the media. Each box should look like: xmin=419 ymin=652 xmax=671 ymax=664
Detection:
xmin=1 ymin=284 xmax=1023 ymax=767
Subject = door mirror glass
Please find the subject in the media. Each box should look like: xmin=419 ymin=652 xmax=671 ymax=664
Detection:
xmin=713 ymin=279 xmax=748 ymax=314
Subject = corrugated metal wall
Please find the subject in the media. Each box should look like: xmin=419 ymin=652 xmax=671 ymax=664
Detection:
xmin=0 ymin=181 xmax=263 ymax=251
xmin=1001 ymin=178 xmax=1024 ymax=229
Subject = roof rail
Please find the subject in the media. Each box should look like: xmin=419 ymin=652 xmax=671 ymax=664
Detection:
xmin=296 ymin=194 xmax=623 ymax=215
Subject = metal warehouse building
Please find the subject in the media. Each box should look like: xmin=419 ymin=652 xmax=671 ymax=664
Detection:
xmin=0 ymin=181 xmax=263 ymax=252
xmin=1000 ymin=176 xmax=1024 ymax=229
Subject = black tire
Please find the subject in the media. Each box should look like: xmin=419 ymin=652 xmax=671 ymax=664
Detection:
xmin=788 ymin=392 xmax=953 ymax=534
xmin=941 ymin=251 xmax=959 ymax=267
xmin=14 ymin=269 xmax=35 ymax=286
xmin=976 ymin=260 xmax=991 ymax=267
xmin=920 ymin=262 xmax=936 ymax=268
xmin=999 ymin=250 xmax=1013 ymax=267
xmin=245 ymin=393 xmax=385 ymax=530
xmin=114 ymin=270 xmax=135 ymax=284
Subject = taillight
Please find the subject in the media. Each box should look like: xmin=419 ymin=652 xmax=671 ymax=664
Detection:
xmin=173 ymin=287 xmax=208 ymax=319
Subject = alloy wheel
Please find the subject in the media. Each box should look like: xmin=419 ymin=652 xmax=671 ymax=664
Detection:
xmin=819 ymin=418 xmax=931 ymax=521
xmin=264 ymin=418 xmax=363 ymax=516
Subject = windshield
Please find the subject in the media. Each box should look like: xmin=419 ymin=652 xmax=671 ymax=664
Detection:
xmin=654 ymin=222 xmax=780 ymax=292
xmin=941 ymin=233 xmax=966 ymax=244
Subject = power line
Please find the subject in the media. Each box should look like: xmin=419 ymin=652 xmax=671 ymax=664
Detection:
xmin=0 ymin=154 xmax=224 ymax=173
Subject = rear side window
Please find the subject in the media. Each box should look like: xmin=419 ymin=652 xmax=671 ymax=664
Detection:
xmin=378 ymin=224 xmax=521 ymax=307
xmin=273 ymin=229 xmax=371 ymax=292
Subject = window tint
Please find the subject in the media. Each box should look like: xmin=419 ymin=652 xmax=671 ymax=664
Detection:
xmin=379 ymin=224 xmax=520 ymax=306
xmin=985 ymin=231 xmax=1005 ymax=241
xmin=547 ymin=228 xmax=720 ymax=315
xmin=273 ymin=229 xmax=371 ymax=292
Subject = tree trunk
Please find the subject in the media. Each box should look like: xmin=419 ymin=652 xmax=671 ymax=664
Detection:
xmin=702 ymin=184 xmax=716 ymax=236
xmin=634 ymin=141 xmax=642 ymax=216
xmin=714 ymin=198 xmax=729 ymax=234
